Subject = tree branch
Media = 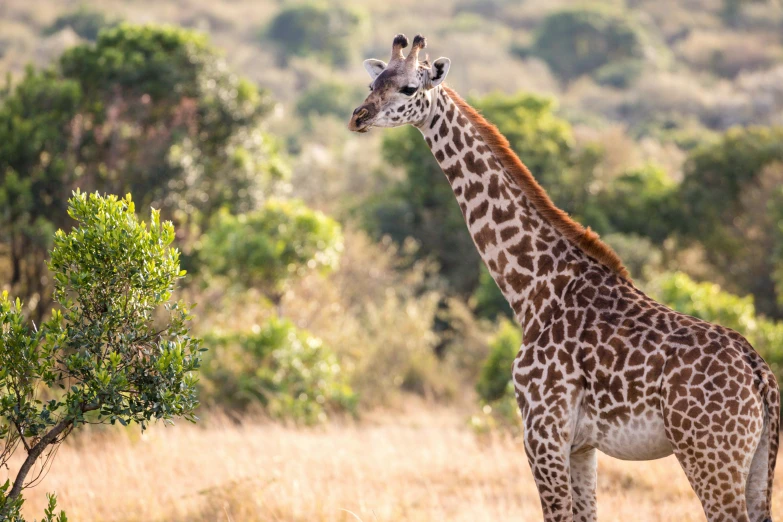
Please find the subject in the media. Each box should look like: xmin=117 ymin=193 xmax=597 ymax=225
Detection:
xmin=0 ymin=404 xmax=99 ymax=519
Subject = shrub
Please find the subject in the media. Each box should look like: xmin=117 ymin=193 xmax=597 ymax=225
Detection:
xmin=266 ymin=2 xmax=367 ymax=66
xmin=0 ymin=192 xmax=202 ymax=520
xmin=198 ymin=200 xmax=343 ymax=300
xmin=596 ymin=164 xmax=679 ymax=243
xmin=593 ymin=59 xmax=644 ymax=88
xmin=532 ymin=7 xmax=644 ymax=83
xmin=652 ymin=272 xmax=783 ymax=371
xmin=601 ymin=233 xmax=663 ymax=282
xmin=472 ymin=264 xmax=513 ymax=320
xmin=472 ymin=320 xmax=522 ymax=434
xmin=201 ymin=318 xmax=356 ymax=423
xmin=476 ymin=320 xmax=521 ymax=403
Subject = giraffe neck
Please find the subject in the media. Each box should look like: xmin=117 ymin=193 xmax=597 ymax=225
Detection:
xmin=416 ymin=86 xmax=595 ymax=325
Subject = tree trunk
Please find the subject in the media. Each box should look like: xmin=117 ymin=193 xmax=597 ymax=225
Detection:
xmin=0 ymin=405 xmax=98 ymax=519
xmin=0 ymin=418 xmax=72 ymax=519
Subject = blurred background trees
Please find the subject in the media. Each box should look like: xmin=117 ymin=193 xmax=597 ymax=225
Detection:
xmin=0 ymin=24 xmax=286 ymax=319
xmin=1 ymin=0 xmax=783 ymax=450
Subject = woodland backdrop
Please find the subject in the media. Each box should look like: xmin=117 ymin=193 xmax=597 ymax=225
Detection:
xmin=2 ymin=0 xmax=783 ymax=520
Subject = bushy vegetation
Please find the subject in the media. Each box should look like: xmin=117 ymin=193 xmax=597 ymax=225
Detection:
xmin=198 ymin=200 xmax=343 ymax=301
xmin=472 ymin=320 xmax=522 ymax=433
xmin=652 ymin=272 xmax=783 ymax=369
xmin=0 ymin=24 xmax=284 ymax=319
xmin=201 ymin=318 xmax=355 ymax=423
xmin=0 ymin=192 xmax=202 ymax=520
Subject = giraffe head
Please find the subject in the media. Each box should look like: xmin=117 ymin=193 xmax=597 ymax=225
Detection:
xmin=348 ymin=34 xmax=451 ymax=133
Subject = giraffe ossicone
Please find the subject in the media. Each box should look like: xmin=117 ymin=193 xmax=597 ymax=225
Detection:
xmin=349 ymin=33 xmax=779 ymax=522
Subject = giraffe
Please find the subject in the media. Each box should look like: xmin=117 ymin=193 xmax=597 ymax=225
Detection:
xmin=348 ymin=34 xmax=780 ymax=522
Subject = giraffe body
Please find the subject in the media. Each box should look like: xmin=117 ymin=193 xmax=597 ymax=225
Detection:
xmin=349 ymin=34 xmax=780 ymax=522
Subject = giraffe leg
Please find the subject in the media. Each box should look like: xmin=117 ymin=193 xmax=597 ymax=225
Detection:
xmin=672 ymin=444 xmax=753 ymax=522
xmin=522 ymin=416 xmax=574 ymax=522
xmin=746 ymin=423 xmax=770 ymax=522
xmin=662 ymin=369 xmax=765 ymax=520
xmin=570 ymin=447 xmax=597 ymax=522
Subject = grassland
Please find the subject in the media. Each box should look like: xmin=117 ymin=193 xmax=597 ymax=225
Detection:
xmin=8 ymin=401 xmax=780 ymax=522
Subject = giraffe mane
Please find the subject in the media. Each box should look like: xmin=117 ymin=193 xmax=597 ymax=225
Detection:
xmin=443 ymin=86 xmax=631 ymax=281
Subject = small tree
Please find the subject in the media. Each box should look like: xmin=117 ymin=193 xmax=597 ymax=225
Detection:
xmin=0 ymin=192 xmax=202 ymax=520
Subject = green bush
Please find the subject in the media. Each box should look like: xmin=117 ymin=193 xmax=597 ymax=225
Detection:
xmin=266 ymin=2 xmax=367 ymax=66
xmin=198 ymin=200 xmax=343 ymax=299
xmin=593 ymin=59 xmax=644 ymax=88
xmin=201 ymin=318 xmax=356 ymax=423
xmin=472 ymin=320 xmax=522 ymax=434
xmin=601 ymin=233 xmax=663 ymax=282
xmin=680 ymin=127 xmax=783 ymax=318
xmin=597 ymin=164 xmax=679 ymax=243
xmin=532 ymin=7 xmax=644 ymax=83
xmin=472 ymin=264 xmax=513 ymax=320
xmin=0 ymin=192 xmax=201 ymax=520
xmin=476 ymin=320 xmax=521 ymax=403
xmin=653 ymin=272 xmax=783 ymax=370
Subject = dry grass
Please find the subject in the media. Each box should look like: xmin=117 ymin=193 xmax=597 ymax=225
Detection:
xmin=7 ymin=403 xmax=783 ymax=521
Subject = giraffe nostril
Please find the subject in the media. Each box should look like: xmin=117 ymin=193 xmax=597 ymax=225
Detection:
xmin=354 ymin=108 xmax=368 ymax=119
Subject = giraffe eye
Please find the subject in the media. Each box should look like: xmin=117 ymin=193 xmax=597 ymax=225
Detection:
xmin=400 ymin=86 xmax=418 ymax=96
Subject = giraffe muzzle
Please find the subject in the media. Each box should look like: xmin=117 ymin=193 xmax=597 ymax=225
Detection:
xmin=348 ymin=106 xmax=373 ymax=133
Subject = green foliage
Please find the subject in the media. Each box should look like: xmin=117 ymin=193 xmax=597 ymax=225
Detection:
xmin=532 ymin=7 xmax=644 ymax=83
xmin=201 ymin=318 xmax=356 ymax=423
xmin=680 ymin=127 xmax=783 ymax=318
xmin=0 ymin=480 xmax=65 ymax=522
xmin=266 ymin=2 xmax=367 ymax=66
xmin=471 ymin=320 xmax=522 ymax=434
xmin=44 ymin=5 xmax=120 ymax=41
xmin=593 ymin=59 xmax=644 ymax=88
xmin=0 ymin=192 xmax=201 ymax=519
xmin=0 ymin=23 xmax=285 ymax=317
xmin=476 ymin=320 xmax=521 ymax=403
xmin=681 ymin=127 xmax=783 ymax=239
xmin=198 ymin=200 xmax=343 ymax=298
xmin=654 ymin=272 xmax=783 ymax=369
xmin=656 ymin=272 xmax=757 ymax=332
xmin=472 ymin=265 xmax=513 ymax=319
xmin=596 ymin=164 xmax=678 ymax=242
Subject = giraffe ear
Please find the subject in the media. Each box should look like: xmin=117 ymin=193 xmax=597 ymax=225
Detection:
xmin=363 ymin=59 xmax=387 ymax=80
xmin=428 ymin=57 xmax=451 ymax=87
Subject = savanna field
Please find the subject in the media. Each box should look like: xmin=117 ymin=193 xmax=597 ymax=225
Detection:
xmin=3 ymin=0 xmax=783 ymax=520
xmin=18 ymin=403 xmax=783 ymax=522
